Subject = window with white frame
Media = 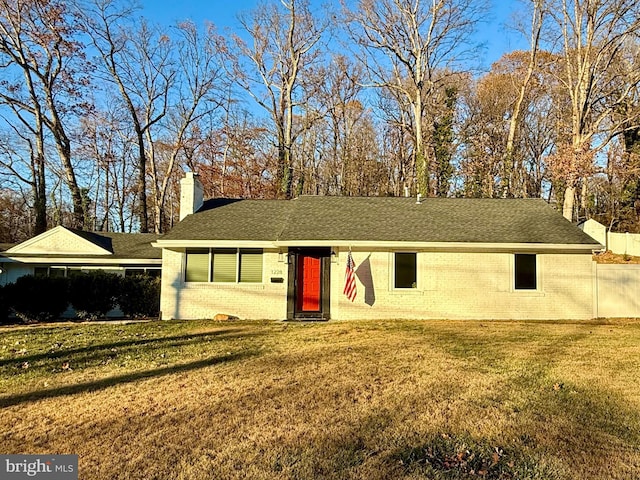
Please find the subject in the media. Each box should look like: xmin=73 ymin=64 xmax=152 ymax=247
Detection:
xmin=185 ymin=248 xmax=263 ymax=283
xmin=514 ymin=253 xmax=537 ymax=290
xmin=394 ymin=252 xmax=417 ymax=289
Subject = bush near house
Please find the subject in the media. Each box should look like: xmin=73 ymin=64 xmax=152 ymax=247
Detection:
xmin=7 ymin=275 xmax=69 ymax=322
xmin=0 ymin=285 xmax=8 ymax=324
xmin=68 ymin=271 xmax=122 ymax=320
xmin=116 ymin=275 xmax=161 ymax=318
xmin=2 ymin=272 xmax=161 ymax=322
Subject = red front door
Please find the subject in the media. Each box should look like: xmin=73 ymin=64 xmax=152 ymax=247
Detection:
xmin=296 ymin=254 xmax=322 ymax=312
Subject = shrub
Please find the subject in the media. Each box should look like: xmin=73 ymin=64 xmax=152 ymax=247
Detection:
xmin=68 ymin=271 xmax=121 ymax=320
xmin=0 ymin=284 xmax=8 ymax=324
xmin=117 ymin=275 xmax=161 ymax=318
xmin=8 ymin=275 xmax=69 ymax=322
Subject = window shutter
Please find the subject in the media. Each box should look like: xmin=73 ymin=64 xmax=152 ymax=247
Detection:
xmin=240 ymin=249 xmax=263 ymax=283
xmin=185 ymin=249 xmax=209 ymax=282
xmin=213 ymin=249 xmax=237 ymax=282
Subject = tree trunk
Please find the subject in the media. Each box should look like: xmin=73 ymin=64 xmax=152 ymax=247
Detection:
xmin=504 ymin=0 xmax=543 ymax=198
xmin=56 ymin=139 xmax=84 ymax=229
xmin=414 ymin=94 xmax=428 ymax=196
xmin=136 ymin=132 xmax=149 ymax=232
xmin=563 ymin=184 xmax=576 ymax=221
xmin=33 ymin=125 xmax=47 ymax=234
xmin=33 ymin=153 xmax=47 ymax=235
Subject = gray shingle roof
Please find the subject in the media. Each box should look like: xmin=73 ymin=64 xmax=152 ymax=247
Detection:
xmin=101 ymin=232 xmax=162 ymax=258
xmin=161 ymin=198 xmax=292 ymax=241
xmin=160 ymin=196 xmax=600 ymax=246
xmin=0 ymin=243 xmax=15 ymax=252
xmin=74 ymin=231 xmax=161 ymax=258
xmin=64 ymin=229 xmax=161 ymax=258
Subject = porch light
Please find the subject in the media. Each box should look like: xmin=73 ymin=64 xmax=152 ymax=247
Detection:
xmin=331 ymin=250 xmax=338 ymax=264
xmin=278 ymin=251 xmax=289 ymax=264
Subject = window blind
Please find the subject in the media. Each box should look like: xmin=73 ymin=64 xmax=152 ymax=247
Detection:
xmin=185 ymin=249 xmax=209 ymax=282
xmin=213 ymin=249 xmax=237 ymax=282
xmin=239 ymin=249 xmax=263 ymax=283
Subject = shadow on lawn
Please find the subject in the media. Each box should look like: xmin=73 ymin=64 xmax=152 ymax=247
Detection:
xmin=0 ymin=329 xmax=245 ymax=367
xmin=392 ymin=328 xmax=640 ymax=478
xmin=0 ymin=350 xmax=257 ymax=408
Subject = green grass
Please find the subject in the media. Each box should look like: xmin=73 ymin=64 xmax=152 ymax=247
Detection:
xmin=1 ymin=318 xmax=639 ymax=479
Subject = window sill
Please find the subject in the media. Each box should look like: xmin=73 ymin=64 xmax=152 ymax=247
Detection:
xmin=183 ymin=282 xmax=265 ymax=289
xmin=390 ymin=288 xmax=422 ymax=294
xmin=511 ymin=289 xmax=545 ymax=297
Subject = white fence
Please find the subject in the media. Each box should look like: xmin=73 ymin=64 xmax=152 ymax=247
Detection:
xmin=607 ymin=232 xmax=640 ymax=257
xmin=580 ymin=219 xmax=640 ymax=256
xmin=596 ymin=263 xmax=640 ymax=318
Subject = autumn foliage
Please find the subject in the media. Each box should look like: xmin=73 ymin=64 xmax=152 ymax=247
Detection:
xmin=0 ymin=0 xmax=640 ymax=239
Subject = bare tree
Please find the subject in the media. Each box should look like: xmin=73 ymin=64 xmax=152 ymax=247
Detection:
xmin=147 ymin=21 xmax=223 ymax=232
xmin=461 ymin=48 xmax=558 ymax=199
xmin=0 ymin=187 xmax=32 ymax=242
xmin=458 ymin=74 xmax=507 ymax=197
xmin=502 ymin=0 xmax=546 ymax=197
xmin=546 ymin=0 xmax=640 ymax=220
xmin=79 ymin=0 xmax=174 ymax=232
xmin=77 ymin=103 xmax=139 ymax=232
xmin=0 ymin=130 xmax=44 ymax=234
xmin=345 ymin=0 xmax=487 ymax=196
xmin=311 ymin=55 xmax=372 ymax=195
xmin=0 ymin=0 xmax=88 ymax=230
xmin=218 ymin=0 xmax=326 ymax=199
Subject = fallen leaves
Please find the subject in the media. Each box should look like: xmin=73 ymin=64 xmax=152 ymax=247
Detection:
xmin=397 ymin=435 xmax=527 ymax=479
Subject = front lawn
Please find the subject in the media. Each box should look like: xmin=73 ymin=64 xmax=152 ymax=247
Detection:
xmin=1 ymin=319 xmax=639 ymax=479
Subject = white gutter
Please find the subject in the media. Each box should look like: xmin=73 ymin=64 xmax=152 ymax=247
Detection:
xmin=0 ymin=256 xmax=161 ymax=265
xmin=153 ymin=239 xmax=600 ymax=253
xmin=153 ymin=240 xmax=279 ymax=249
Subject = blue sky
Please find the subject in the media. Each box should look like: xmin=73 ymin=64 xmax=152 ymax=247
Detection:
xmin=139 ymin=0 xmax=527 ymax=70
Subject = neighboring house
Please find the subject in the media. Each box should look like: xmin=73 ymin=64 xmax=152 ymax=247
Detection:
xmin=0 ymin=226 xmax=161 ymax=287
xmin=153 ymin=173 xmax=602 ymax=321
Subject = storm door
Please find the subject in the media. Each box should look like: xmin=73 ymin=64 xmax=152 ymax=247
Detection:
xmin=288 ymin=248 xmax=331 ymax=320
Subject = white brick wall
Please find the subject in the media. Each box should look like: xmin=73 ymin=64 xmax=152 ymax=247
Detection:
xmin=330 ymin=249 xmax=595 ymax=320
xmin=160 ymin=248 xmax=288 ymax=320
xmin=160 ymin=246 xmax=596 ymax=321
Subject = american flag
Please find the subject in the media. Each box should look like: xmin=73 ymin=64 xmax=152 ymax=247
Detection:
xmin=344 ymin=250 xmax=357 ymax=302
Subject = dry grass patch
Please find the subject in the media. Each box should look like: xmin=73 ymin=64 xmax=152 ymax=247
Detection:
xmin=1 ymin=319 xmax=640 ymax=479
xmin=593 ymin=250 xmax=640 ymax=263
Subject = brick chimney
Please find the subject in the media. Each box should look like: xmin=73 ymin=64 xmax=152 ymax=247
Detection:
xmin=179 ymin=172 xmax=204 ymax=221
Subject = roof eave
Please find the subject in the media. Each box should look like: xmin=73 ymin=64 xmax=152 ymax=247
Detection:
xmin=0 ymin=255 xmax=161 ymax=265
xmin=153 ymin=239 xmax=601 ymax=253
xmin=276 ymin=240 xmax=601 ymax=252
xmin=153 ymin=240 xmax=279 ymax=249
